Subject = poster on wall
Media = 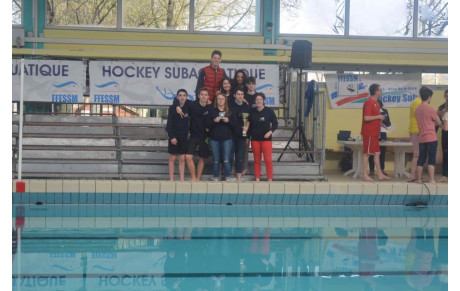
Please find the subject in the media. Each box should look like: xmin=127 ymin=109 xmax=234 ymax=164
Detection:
xmin=325 ymin=73 xmax=421 ymax=108
xmin=89 ymin=61 xmax=279 ymax=106
xmin=12 ymin=59 xmax=86 ymax=103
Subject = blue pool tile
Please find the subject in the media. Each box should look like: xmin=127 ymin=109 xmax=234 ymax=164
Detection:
xmin=274 ymin=195 xmax=283 ymax=205
xmin=143 ymin=193 xmax=152 ymax=204
xmin=119 ymin=205 xmax=127 ymax=217
xmin=189 ymin=193 xmax=198 ymax=204
xmin=396 ymin=195 xmax=406 ymax=205
xmin=206 ymin=194 xmax=215 ymax=204
xmin=79 ymin=193 xmax=87 ymax=204
xmin=236 ymin=194 xmax=245 ymax=204
xmin=351 ymin=195 xmax=361 ymax=205
xmin=326 ymin=194 xmax=336 ymax=205
xmin=182 ymin=193 xmax=190 ymax=204
xmin=358 ymin=195 xmax=368 ymax=205
xmin=62 ymin=205 xmax=71 ymax=216
xmin=228 ymin=194 xmax=238 ymax=205
xmin=71 ymin=193 xmax=79 ymax=204
xmin=158 ymin=193 xmax=167 ymax=204
xmin=135 ymin=193 xmax=144 ymax=204
xmin=197 ymin=194 xmax=206 ymax=204
xmin=12 ymin=194 xmax=20 ymax=204
xmin=259 ymin=194 xmax=268 ymax=204
xmin=70 ymin=205 xmax=79 ymax=217
xmin=267 ymin=194 xmax=276 ymax=204
xmin=433 ymin=195 xmax=442 ymax=205
xmin=151 ymin=193 xmax=159 ymax=204
xmin=318 ymin=194 xmax=328 ymax=205
xmin=281 ymin=194 xmax=291 ymax=205
xmin=78 ymin=204 xmax=87 ymax=217
xmin=289 ymin=195 xmax=299 ymax=205
xmin=213 ymin=194 xmax=222 ymax=204
xmin=86 ymin=192 xmax=95 ymax=204
xmin=389 ymin=195 xmax=399 ymax=205
xmin=381 ymin=195 xmax=391 ymax=205
xmin=111 ymin=193 xmax=119 ymax=204
xmin=95 ymin=193 xmax=103 ymax=204
xmin=373 ymin=195 xmax=383 ymax=205
xmin=127 ymin=193 xmax=136 ymax=204
xmin=441 ymin=195 xmax=448 ymax=205
xmin=220 ymin=194 xmax=229 ymax=204
xmin=344 ymin=194 xmax=354 ymax=205
xmin=251 ymin=194 xmax=260 ymax=205
xmin=111 ymin=205 xmax=120 ymax=217
xmin=118 ymin=193 xmax=127 ymax=204
xmin=45 ymin=193 xmax=55 ymax=204
xmin=296 ymin=194 xmax=306 ymax=205
xmin=29 ymin=193 xmax=38 ymax=204
xmin=336 ymin=195 xmax=346 ymax=205
xmin=62 ymin=193 xmax=71 ymax=204
xmin=127 ymin=206 xmax=137 ymax=217
xmin=167 ymin=193 xmax=175 ymax=204
xmin=404 ymin=195 xmax=420 ymax=205
xmin=37 ymin=193 xmax=46 ymax=204
xmin=311 ymin=194 xmax=321 ymax=205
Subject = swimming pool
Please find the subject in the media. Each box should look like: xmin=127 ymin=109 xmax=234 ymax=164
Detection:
xmin=13 ymin=204 xmax=447 ymax=290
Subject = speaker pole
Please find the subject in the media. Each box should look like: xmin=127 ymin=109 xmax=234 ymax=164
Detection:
xmin=278 ymin=68 xmax=311 ymax=162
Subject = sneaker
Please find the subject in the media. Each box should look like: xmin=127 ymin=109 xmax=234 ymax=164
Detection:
xmin=369 ymin=170 xmax=375 ymax=177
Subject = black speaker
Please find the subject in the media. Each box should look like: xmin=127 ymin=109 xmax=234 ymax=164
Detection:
xmin=289 ymin=40 xmax=312 ymax=69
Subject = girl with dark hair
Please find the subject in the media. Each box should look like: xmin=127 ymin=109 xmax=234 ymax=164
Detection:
xmin=208 ymin=92 xmax=234 ymax=181
xmin=231 ymin=69 xmax=248 ymax=94
xmin=220 ymin=77 xmax=232 ymax=98
xmin=249 ymin=93 xmax=278 ymax=182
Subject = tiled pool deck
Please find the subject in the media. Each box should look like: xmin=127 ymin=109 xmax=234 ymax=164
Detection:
xmin=13 ymin=177 xmax=448 ymax=206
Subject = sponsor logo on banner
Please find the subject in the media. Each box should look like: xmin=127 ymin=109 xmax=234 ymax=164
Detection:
xmin=12 ymin=59 xmax=85 ymax=103
xmin=325 ymin=73 xmax=421 ymax=108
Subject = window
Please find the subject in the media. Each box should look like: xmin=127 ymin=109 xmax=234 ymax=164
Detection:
xmin=422 ymin=73 xmax=448 ymax=85
xmin=418 ymin=0 xmax=448 ymax=37
xmin=47 ymin=0 xmax=117 ymax=27
xmin=280 ymin=0 xmax=345 ymax=35
xmin=122 ymin=0 xmax=189 ymax=30
xmin=12 ymin=0 xmax=21 ymax=26
xmin=349 ymin=0 xmax=412 ymax=37
xmin=194 ymin=0 xmax=257 ymax=32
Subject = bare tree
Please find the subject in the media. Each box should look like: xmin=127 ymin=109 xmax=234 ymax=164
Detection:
xmin=419 ymin=0 xmax=448 ymax=36
xmin=12 ymin=0 xmax=22 ymax=25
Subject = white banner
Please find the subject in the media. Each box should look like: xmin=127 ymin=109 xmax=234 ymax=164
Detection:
xmin=12 ymin=59 xmax=86 ymax=103
xmin=89 ymin=61 xmax=279 ymax=106
xmin=325 ymin=73 xmax=421 ymax=108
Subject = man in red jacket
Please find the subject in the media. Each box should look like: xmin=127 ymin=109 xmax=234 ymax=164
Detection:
xmin=196 ymin=50 xmax=227 ymax=103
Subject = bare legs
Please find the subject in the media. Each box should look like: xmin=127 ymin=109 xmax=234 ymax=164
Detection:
xmin=363 ymin=152 xmax=388 ymax=181
xmin=169 ymin=154 xmax=186 ymax=181
xmin=186 ymin=154 xmax=205 ymax=181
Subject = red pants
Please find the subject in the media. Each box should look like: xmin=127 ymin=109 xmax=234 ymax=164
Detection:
xmin=251 ymin=140 xmax=273 ymax=179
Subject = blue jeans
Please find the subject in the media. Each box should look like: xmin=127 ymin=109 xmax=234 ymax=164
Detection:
xmin=210 ymin=139 xmax=233 ymax=178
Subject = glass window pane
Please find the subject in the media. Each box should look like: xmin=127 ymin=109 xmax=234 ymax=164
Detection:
xmin=418 ymin=0 xmax=448 ymax=37
xmin=280 ymin=0 xmax=345 ymax=35
xmin=47 ymin=0 xmax=117 ymax=27
xmin=122 ymin=0 xmax=189 ymax=30
xmin=350 ymin=0 xmax=413 ymax=37
xmin=12 ymin=0 xmax=22 ymax=25
xmin=194 ymin=0 xmax=257 ymax=32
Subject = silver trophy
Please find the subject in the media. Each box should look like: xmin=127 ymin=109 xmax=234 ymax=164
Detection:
xmin=242 ymin=113 xmax=249 ymax=137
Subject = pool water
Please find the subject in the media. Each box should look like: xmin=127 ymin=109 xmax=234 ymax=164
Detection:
xmin=12 ymin=204 xmax=447 ymax=291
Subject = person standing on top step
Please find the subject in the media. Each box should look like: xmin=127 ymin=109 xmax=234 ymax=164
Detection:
xmin=196 ymin=50 xmax=227 ymax=103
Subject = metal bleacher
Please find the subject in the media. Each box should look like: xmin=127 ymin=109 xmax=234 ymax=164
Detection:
xmin=12 ymin=103 xmax=325 ymax=181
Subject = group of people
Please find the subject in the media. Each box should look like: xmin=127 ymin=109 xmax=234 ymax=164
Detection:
xmin=361 ymin=83 xmax=448 ymax=183
xmin=166 ymin=50 xmax=278 ymax=182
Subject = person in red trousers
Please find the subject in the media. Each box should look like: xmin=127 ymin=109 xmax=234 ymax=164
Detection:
xmin=248 ymin=93 xmax=278 ymax=182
